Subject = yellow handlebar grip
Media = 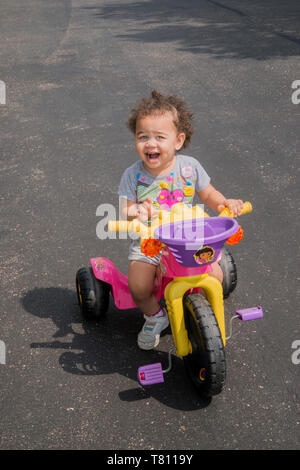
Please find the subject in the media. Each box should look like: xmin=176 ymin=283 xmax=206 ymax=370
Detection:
xmin=218 ymin=207 xmax=233 ymax=217
xmin=108 ymin=219 xmax=144 ymax=234
xmin=240 ymin=201 xmax=252 ymax=215
xmin=218 ymin=201 xmax=252 ymax=218
xmin=108 ymin=220 xmax=131 ymax=232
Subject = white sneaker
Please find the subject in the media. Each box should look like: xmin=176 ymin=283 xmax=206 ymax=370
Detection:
xmin=137 ymin=312 xmax=169 ymax=350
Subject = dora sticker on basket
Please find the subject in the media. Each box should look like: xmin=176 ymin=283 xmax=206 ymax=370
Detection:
xmin=193 ymin=246 xmax=215 ymax=265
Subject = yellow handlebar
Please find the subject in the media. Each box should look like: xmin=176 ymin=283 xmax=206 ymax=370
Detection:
xmin=218 ymin=201 xmax=252 ymax=218
xmin=108 ymin=202 xmax=252 ymax=238
xmin=108 ymin=219 xmax=150 ymax=238
xmin=108 ymin=220 xmax=131 ymax=232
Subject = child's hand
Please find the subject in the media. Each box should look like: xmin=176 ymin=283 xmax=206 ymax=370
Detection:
xmin=136 ymin=198 xmax=157 ymax=222
xmin=217 ymin=199 xmax=244 ymax=217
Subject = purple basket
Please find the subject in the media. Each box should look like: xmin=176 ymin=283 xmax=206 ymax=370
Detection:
xmin=155 ymin=217 xmax=239 ymax=267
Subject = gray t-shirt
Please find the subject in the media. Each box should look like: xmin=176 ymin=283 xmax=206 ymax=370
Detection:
xmin=118 ymin=154 xmax=210 ymax=210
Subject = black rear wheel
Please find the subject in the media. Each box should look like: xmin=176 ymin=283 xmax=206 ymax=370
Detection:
xmin=219 ymin=247 xmax=237 ymax=299
xmin=76 ymin=267 xmax=110 ymax=320
xmin=183 ymin=294 xmax=226 ymax=397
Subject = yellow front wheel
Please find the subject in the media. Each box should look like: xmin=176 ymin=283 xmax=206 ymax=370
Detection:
xmin=183 ymin=294 xmax=226 ymax=397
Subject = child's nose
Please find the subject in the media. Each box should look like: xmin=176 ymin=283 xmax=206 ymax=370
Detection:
xmin=146 ymin=137 xmax=156 ymax=147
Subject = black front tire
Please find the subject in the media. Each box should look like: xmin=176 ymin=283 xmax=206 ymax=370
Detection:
xmin=219 ymin=247 xmax=237 ymax=299
xmin=183 ymin=294 xmax=226 ymax=397
xmin=76 ymin=267 xmax=110 ymax=320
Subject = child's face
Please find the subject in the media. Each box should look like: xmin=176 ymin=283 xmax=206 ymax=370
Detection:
xmin=134 ymin=112 xmax=185 ymax=175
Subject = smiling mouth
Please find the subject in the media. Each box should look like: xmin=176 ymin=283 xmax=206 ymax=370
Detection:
xmin=146 ymin=152 xmax=160 ymax=161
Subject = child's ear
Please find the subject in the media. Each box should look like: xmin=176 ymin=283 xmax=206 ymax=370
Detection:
xmin=175 ymin=132 xmax=186 ymax=150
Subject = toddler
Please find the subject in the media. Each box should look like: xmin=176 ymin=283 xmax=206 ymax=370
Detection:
xmin=118 ymin=90 xmax=243 ymax=350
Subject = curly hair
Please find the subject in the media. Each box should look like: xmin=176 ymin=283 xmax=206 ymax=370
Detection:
xmin=126 ymin=89 xmax=194 ymax=149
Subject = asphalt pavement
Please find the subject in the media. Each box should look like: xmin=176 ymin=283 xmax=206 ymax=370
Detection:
xmin=0 ymin=0 xmax=299 ymax=451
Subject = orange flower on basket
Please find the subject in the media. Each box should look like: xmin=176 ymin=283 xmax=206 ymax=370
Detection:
xmin=226 ymin=226 xmax=244 ymax=245
xmin=141 ymin=238 xmax=163 ymax=257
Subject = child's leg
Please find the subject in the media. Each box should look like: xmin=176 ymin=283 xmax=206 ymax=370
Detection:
xmin=128 ymin=260 xmax=169 ymax=350
xmin=198 ymin=261 xmax=223 ymax=297
xmin=210 ymin=261 xmax=223 ymax=284
xmin=128 ymin=260 xmax=159 ymax=315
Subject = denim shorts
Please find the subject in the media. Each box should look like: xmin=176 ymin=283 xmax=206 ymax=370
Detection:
xmin=128 ymin=239 xmax=161 ymax=266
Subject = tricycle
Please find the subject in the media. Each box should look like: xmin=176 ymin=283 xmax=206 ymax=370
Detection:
xmin=76 ymin=202 xmax=263 ymax=398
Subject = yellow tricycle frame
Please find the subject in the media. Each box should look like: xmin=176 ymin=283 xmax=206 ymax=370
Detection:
xmin=164 ymin=273 xmax=225 ymax=356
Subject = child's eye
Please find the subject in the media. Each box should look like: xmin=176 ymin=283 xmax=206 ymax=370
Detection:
xmin=156 ymin=136 xmax=165 ymax=140
xmin=139 ymin=135 xmax=148 ymax=141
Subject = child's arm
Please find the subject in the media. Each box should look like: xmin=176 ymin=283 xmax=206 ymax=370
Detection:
xmin=198 ymin=184 xmax=243 ymax=217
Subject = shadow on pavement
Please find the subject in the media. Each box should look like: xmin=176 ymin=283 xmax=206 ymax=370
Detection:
xmin=81 ymin=0 xmax=300 ymax=60
xmin=21 ymin=286 xmax=211 ymax=410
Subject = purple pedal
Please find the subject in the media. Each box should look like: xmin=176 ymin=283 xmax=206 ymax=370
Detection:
xmin=138 ymin=363 xmax=164 ymax=386
xmin=236 ymin=306 xmax=263 ymax=321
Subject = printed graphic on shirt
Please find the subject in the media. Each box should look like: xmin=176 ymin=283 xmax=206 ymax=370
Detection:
xmin=137 ymin=180 xmax=161 ymax=201
xmin=136 ymin=166 xmax=196 ymax=210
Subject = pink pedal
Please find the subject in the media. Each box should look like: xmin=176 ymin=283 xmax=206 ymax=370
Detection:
xmin=138 ymin=363 xmax=164 ymax=385
xmin=236 ymin=306 xmax=263 ymax=321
